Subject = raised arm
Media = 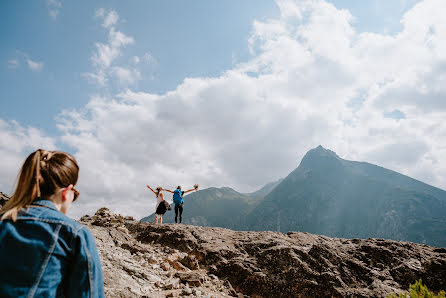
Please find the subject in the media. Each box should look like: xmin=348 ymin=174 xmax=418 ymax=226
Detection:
xmin=162 ymin=188 xmax=174 ymax=193
xmin=183 ymin=184 xmax=199 ymax=194
xmin=146 ymin=185 xmax=157 ymax=196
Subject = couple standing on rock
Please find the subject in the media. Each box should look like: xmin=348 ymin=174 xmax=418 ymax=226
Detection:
xmin=147 ymin=184 xmax=199 ymax=224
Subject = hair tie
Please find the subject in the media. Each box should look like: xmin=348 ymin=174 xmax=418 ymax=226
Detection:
xmin=35 ymin=150 xmax=42 ymax=198
xmin=42 ymin=151 xmax=53 ymax=162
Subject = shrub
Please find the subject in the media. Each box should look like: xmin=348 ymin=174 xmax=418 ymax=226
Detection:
xmin=387 ymin=279 xmax=445 ymax=298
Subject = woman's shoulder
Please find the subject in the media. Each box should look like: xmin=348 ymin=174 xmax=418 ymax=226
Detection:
xmin=38 ymin=209 xmax=96 ymax=242
xmin=21 ymin=203 xmax=85 ymax=232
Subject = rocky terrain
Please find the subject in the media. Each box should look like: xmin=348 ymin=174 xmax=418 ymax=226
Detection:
xmin=0 ymin=192 xmax=9 ymax=208
xmin=81 ymin=208 xmax=238 ymax=297
xmin=83 ymin=208 xmax=446 ymax=297
xmin=1 ymin=193 xmax=445 ymax=297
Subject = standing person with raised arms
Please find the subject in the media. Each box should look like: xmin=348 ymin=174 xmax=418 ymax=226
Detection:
xmin=146 ymin=185 xmax=171 ymax=224
xmin=0 ymin=149 xmax=105 ymax=298
xmin=163 ymin=184 xmax=199 ymax=223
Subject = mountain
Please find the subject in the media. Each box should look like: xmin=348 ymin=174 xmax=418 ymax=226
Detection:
xmin=244 ymin=178 xmax=283 ymax=199
xmin=140 ymin=187 xmax=263 ymax=228
xmin=245 ymin=145 xmax=446 ymax=247
xmin=141 ymin=146 xmax=446 ymax=246
xmin=85 ymin=208 xmax=446 ymax=297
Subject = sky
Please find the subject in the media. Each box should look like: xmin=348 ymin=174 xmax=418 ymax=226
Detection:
xmin=1 ymin=0 xmax=445 ymax=219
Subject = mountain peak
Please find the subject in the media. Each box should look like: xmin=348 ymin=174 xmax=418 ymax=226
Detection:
xmin=299 ymin=146 xmax=341 ymax=169
xmin=313 ymin=145 xmax=339 ymax=156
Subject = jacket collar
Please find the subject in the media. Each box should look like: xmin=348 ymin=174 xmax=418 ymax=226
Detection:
xmin=32 ymin=198 xmax=58 ymax=211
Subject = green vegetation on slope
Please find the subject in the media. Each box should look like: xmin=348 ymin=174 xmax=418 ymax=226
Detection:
xmin=388 ymin=279 xmax=446 ymax=298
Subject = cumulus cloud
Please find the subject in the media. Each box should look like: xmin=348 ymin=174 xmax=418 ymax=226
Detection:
xmin=102 ymin=10 xmax=119 ymax=28
xmin=83 ymin=70 xmax=107 ymax=87
xmin=8 ymin=59 xmax=19 ymax=69
xmin=0 ymin=119 xmax=57 ymax=195
xmin=91 ymin=28 xmax=134 ymax=69
xmin=142 ymin=52 xmax=156 ymax=64
xmin=47 ymin=0 xmax=62 ymax=19
xmin=85 ymin=9 xmax=139 ymax=88
xmin=8 ymin=52 xmax=43 ymax=72
xmin=12 ymin=0 xmax=445 ymax=220
xmin=26 ymin=58 xmax=44 ymax=72
xmin=111 ymin=66 xmax=141 ymax=86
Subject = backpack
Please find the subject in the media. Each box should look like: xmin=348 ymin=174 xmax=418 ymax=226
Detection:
xmin=173 ymin=189 xmax=183 ymax=205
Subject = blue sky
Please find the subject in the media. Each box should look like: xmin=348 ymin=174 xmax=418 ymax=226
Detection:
xmin=1 ymin=0 xmax=445 ymax=219
xmin=1 ymin=1 xmax=279 ymax=135
xmin=1 ymin=0 xmax=419 ymax=136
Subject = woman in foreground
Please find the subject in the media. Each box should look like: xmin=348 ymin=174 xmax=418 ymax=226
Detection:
xmin=0 ymin=149 xmax=104 ymax=297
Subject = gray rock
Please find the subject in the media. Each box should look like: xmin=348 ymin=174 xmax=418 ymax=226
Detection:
xmin=182 ymin=287 xmax=192 ymax=295
xmin=126 ymin=220 xmax=446 ymax=297
xmin=79 ymin=207 xmax=446 ymax=298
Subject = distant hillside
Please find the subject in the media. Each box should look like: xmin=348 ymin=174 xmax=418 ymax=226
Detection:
xmin=245 ymin=146 xmax=446 ymax=247
xmin=244 ymin=178 xmax=283 ymax=200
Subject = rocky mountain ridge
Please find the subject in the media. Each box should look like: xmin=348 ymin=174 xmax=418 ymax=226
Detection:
xmin=142 ymin=146 xmax=446 ymax=247
xmin=84 ymin=208 xmax=446 ymax=297
xmin=245 ymin=146 xmax=446 ymax=246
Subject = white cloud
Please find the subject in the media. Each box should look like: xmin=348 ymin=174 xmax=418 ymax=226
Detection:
xmin=10 ymin=51 xmax=44 ymax=72
xmin=111 ymin=66 xmax=141 ymax=86
xmin=142 ymin=52 xmax=156 ymax=64
xmin=26 ymin=58 xmax=44 ymax=72
xmin=8 ymin=59 xmax=19 ymax=69
xmin=103 ymin=10 xmax=119 ymax=28
xmin=95 ymin=8 xmax=105 ymax=18
xmin=5 ymin=0 xmax=443 ymax=220
xmin=47 ymin=0 xmax=62 ymax=19
xmin=0 ymin=119 xmax=57 ymax=195
xmin=92 ymin=28 xmax=134 ymax=69
xmin=86 ymin=9 xmax=137 ymax=88
xmin=83 ymin=70 xmax=107 ymax=86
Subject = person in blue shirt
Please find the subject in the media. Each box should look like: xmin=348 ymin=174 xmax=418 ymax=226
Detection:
xmin=163 ymin=184 xmax=199 ymax=223
xmin=0 ymin=149 xmax=105 ymax=298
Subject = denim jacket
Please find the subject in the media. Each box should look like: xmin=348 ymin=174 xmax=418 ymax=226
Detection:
xmin=0 ymin=199 xmax=105 ymax=297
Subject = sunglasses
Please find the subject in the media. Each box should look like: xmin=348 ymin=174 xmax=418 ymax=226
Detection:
xmin=72 ymin=187 xmax=80 ymax=202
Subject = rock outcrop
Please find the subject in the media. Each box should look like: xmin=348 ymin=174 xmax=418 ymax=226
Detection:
xmin=81 ymin=208 xmax=237 ymax=297
xmin=0 ymin=192 xmax=9 ymax=209
xmin=82 ymin=208 xmax=446 ymax=297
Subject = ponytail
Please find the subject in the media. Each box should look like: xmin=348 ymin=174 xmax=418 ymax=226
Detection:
xmin=1 ymin=149 xmax=78 ymax=221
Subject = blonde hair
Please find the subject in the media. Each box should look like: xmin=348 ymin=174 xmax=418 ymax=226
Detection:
xmin=1 ymin=149 xmax=79 ymax=221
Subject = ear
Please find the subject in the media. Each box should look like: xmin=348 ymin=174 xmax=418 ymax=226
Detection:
xmin=61 ymin=184 xmax=74 ymax=201
xmin=61 ymin=187 xmax=68 ymax=201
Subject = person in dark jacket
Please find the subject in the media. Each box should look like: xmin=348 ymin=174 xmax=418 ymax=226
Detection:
xmin=0 ymin=149 xmax=105 ymax=297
